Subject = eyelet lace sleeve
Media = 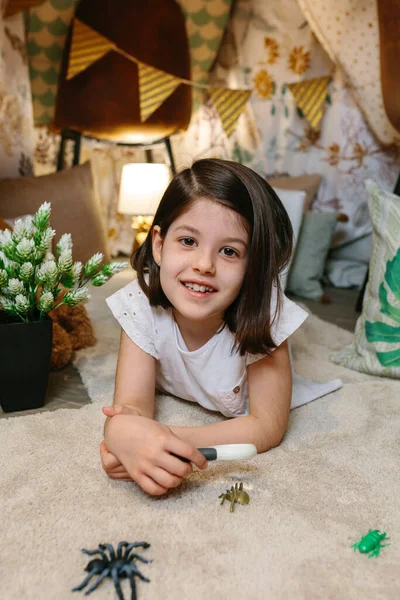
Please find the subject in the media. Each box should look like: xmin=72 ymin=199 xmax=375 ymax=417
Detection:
xmin=245 ymin=292 xmax=308 ymax=366
xmin=106 ymin=278 xmax=159 ymax=359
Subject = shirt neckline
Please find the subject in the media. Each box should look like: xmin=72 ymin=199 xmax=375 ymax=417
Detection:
xmin=172 ymin=317 xmax=220 ymax=357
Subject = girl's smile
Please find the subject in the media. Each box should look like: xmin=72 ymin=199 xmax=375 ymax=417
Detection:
xmin=152 ymin=198 xmax=249 ymax=346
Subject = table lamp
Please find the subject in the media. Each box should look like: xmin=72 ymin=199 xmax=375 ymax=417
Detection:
xmin=118 ymin=163 xmax=170 ymax=250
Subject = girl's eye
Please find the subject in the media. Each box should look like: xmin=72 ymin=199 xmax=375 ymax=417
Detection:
xmin=179 ymin=237 xmax=196 ymax=247
xmin=220 ymin=247 xmax=239 ymax=257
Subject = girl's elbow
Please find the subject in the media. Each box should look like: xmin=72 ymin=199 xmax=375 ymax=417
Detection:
xmin=256 ymin=419 xmax=288 ymax=453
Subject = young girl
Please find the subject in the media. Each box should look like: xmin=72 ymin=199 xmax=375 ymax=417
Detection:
xmin=100 ymin=158 xmax=331 ymax=496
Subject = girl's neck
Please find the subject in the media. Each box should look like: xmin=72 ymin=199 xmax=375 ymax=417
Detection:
xmin=172 ymin=309 xmax=223 ymax=352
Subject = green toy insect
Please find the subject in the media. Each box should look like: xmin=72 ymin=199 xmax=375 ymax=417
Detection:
xmin=219 ymin=482 xmax=250 ymax=512
xmin=352 ymin=530 xmax=390 ymax=558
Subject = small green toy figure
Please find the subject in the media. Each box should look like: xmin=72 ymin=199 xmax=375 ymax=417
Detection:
xmin=219 ymin=482 xmax=250 ymax=512
xmin=352 ymin=530 xmax=390 ymax=558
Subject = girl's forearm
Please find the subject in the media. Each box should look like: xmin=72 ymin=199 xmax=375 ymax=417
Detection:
xmin=169 ymin=414 xmax=284 ymax=454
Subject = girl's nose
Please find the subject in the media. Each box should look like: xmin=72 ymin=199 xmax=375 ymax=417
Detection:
xmin=193 ymin=250 xmax=215 ymax=274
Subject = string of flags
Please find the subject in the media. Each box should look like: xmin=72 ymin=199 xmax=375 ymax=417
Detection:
xmin=67 ymin=18 xmax=251 ymax=138
xmin=67 ymin=17 xmax=330 ymax=134
xmin=3 ymin=2 xmax=331 ymax=134
xmin=286 ymin=76 xmax=330 ymax=130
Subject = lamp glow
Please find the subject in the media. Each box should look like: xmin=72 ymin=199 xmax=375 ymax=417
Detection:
xmin=118 ymin=163 xmax=170 ymax=216
xmin=118 ymin=163 xmax=170 ymax=249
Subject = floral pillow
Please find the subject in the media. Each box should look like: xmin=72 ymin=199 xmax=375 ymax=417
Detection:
xmin=330 ymin=180 xmax=400 ymax=377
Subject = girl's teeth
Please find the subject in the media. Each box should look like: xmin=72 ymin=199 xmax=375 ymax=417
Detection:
xmin=185 ymin=283 xmax=213 ymax=292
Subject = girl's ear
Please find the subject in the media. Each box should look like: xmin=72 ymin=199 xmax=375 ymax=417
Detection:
xmin=152 ymin=225 xmax=163 ymax=266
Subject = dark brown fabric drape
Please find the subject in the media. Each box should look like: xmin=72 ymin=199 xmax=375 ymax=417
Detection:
xmin=377 ymin=0 xmax=400 ymax=134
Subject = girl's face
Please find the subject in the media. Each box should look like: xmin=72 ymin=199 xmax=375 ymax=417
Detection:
xmin=152 ymin=198 xmax=249 ymax=330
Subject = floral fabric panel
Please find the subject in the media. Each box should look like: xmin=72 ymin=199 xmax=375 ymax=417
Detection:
xmin=297 ymin=0 xmax=399 ymax=146
xmin=0 ymin=11 xmax=35 ymax=177
xmin=228 ymin=0 xmax=399 ymax=246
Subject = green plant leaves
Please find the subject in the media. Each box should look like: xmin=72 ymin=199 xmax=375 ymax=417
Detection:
xmin=379 ymin=282 xmax=400 ymax=324
xmin=365 ymin=248 xmax=400 ymax=368
xmin=376 ymin=347 xmax=400 ymax=367
xmin=384 ymin=247 xmax=400 ymax=301
xmin=366 ymin=321 xmax=400 ymax=343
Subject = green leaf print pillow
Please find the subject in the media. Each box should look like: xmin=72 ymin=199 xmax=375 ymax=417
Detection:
xmin=330 ymin=180 xmax=400 ymax=378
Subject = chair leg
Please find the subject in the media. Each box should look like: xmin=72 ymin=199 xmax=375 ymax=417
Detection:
xmin=72 ymin=132 xmax=82 ymax=166
xmin=57 ymin=133 xmax=67 ymax=171
xmin=57 ymin=130 xmax=82 ymax=170
xmin=164 ymin=137 xmax=176 ymax=175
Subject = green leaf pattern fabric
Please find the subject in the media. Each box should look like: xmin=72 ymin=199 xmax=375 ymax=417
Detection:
xmin=26 ymin=0 xmax=78 ymax=125
xmin=331 ymin=180 xmax=400 ymax=378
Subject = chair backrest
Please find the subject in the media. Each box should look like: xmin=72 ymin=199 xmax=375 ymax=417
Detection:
xmin=53 ymin=0 xmax=192 ymax=143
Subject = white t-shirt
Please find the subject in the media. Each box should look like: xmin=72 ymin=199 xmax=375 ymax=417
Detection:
xmin=106 ymin=278 xmax=309 ymax=418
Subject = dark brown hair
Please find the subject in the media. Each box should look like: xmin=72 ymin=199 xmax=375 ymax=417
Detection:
xmin=132 ymin=158 xmax=293 ymax=355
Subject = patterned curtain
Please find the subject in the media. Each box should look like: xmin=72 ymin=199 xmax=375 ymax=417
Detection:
xmin=0 ymin=9 xmax=35 ymax=177
xmin=226 ymin=0 xmax=399 ymax=247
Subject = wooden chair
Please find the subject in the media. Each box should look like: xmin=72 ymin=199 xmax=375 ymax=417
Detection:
xmin=53 ymin=0 xmax=192 ymax=172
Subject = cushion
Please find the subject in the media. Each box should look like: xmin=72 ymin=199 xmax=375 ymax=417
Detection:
xmin=286 ymin=211 xmax=338 ymax=301
xmin=331 ymin=180 xmax=400 ymax=378
xmin=268 ymin=174 xmax=322 ymax=211
xmin=0 ymin=162 xmax=111 ymax=264
xmin=324 ymin=258 xmax=368 ymax=289
xmin=272 ymin=187 xmax=306 ymax=290
xmin=324 ymin=233 xmax=372 ymax=288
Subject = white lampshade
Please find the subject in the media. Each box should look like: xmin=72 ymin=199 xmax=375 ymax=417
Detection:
xmin=118 ymin=163 xmax=170 ymax=216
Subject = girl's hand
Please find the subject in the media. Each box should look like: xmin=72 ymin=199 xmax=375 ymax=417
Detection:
xmin=102 ymin=404 xmax=141 ymax=418
xmin=104 ymin=414 xmax=208 ymax=496
xmin=100 ymin=405 xmax=149 ymax=482
xmin=100 ymin=441 xmax=133 ymax=482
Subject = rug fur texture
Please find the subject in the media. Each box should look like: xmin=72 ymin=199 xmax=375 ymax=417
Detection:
xmin=1 ymin=274 xmax=399 ymax=599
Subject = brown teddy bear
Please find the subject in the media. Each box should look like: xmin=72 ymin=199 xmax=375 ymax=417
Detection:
xmin=49 ymin=303 xmax=97 ymax=370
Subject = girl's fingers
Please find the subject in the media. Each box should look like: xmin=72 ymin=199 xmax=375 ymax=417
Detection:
xmin=100 ymin=441 xmax=121 ymax=470
xmin=102 ymin=405 xmax=140 ymax=417
xmin=167 ymin=438 xmax=208 ymax=471
xmin=107 ymin=472 xmax=134 ymax=481
xmin=159 ymin=453 xmax=193 ymax=478
xmin=102 ymin=405 xmax=123 ymax=417
xmin=137 ymin=473 xmax=169 ymax=496
xmin=148 ymin=466 xmax=183 ymax=490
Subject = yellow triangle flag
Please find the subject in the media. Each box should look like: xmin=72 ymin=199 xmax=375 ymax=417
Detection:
xmin=138 ymin=62 xmax=181 ymax=122
xmin=208 ymin=88 xmax=251 ymax=137
xmin=4 ymin=0 xmax=43 ymax=17
xmin=67 ymin=19 xmax=116 ymax=80
xmin=287 ymin=76 xmax=330 ymax=130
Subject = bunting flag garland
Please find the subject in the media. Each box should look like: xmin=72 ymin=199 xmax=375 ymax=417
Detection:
xmin=208 ymin=88 xmax=252 ymax=137
xmin=138 ymin=62 xmax=181 ymax=122
xmin=287 ymin=76 xmax=330 ymax=130
xmin=64 ymin=17 xmax=251 ymax=135
xmin=66 ymin=19 xmax=115 ymax=80
xmin=3 ymin=0 xmax=43 ymax=17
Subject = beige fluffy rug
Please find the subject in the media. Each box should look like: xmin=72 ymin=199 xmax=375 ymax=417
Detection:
xmin=1 ymin=274 xmax=399 ymax=600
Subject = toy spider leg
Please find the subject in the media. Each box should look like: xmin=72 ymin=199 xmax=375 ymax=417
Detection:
xmin=73 ymin=541 xmax=151 ymax=600
xmin=72 ymin=563 xmax=110 ymax=593
xmin=120 ymin=565 xmax=150 ymax=600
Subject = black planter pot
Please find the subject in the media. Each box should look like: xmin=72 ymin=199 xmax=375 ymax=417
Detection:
xmin=0 ymin=316 xmax=53 ymax=413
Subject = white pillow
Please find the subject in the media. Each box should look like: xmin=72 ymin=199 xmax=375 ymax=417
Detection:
xmin=272 ymin=187 xmax=306 ymax=290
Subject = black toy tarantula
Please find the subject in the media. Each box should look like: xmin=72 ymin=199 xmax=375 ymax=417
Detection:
xmin=72 ymin=541 xmax=152 ymax=600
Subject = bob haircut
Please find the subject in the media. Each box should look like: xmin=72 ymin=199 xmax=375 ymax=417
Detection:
xmin=132 ymin=158 xmax=293 ymax=356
